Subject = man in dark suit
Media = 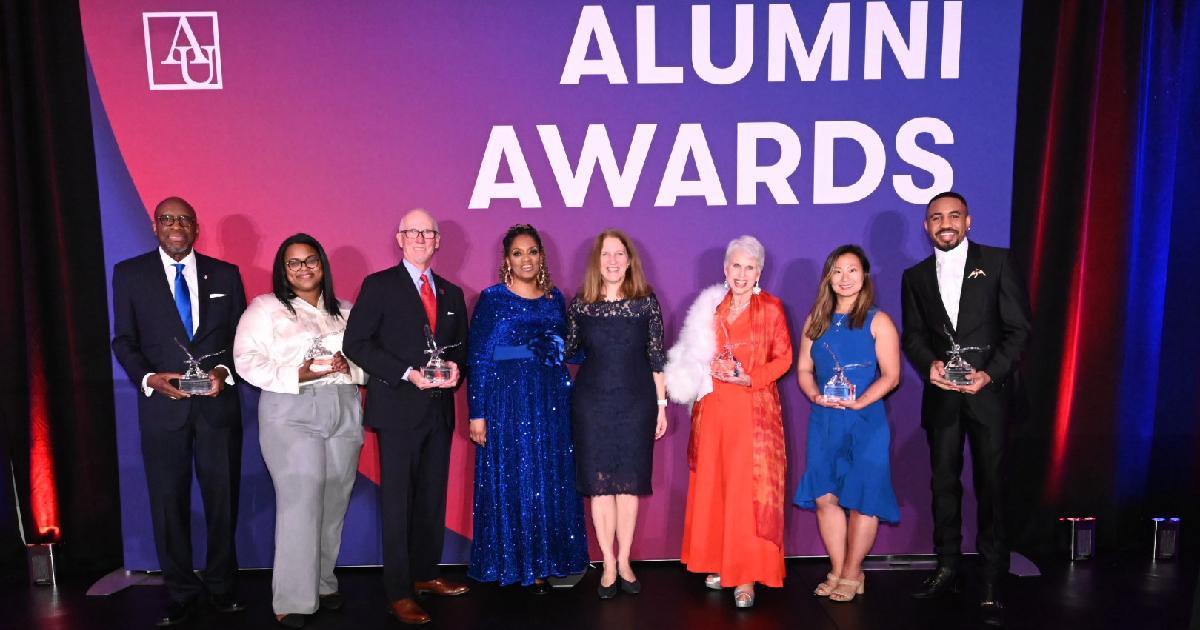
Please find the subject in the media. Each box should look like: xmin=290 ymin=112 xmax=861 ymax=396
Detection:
xmin=901 ymin=192 xmax=1032 ymax=617
xmin=111 ymin=197 xmax=248 ymax=626
xmin=344 ymin=208 xmax=469 ymax=625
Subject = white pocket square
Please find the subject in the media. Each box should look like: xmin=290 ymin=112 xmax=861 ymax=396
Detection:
xmin=209 ymin=293 xmax=227 ymax=298
xmin=445 ymin=311 xmax=455 ymax=315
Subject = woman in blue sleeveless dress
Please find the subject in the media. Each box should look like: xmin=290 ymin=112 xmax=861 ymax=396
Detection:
xmin=466 ymin=224 xmax=589 ymax=592
xmin=794 ymin=245 xmax=901 ymax=603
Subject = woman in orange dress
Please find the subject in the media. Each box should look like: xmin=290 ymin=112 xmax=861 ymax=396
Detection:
xmin=665 ymin=235 xmax=793 ymax=608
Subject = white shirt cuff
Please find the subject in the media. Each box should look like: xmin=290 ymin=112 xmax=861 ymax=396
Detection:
xmin=141 ymin=373 xmax=154 ymax=397
xmin=213 ymin=364 xmax=236 ymax=385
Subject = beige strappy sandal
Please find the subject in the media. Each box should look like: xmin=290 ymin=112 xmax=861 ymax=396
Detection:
xmin=814 ymin=572 xmax=839 ymax=597
xmin=829 ymin=574 xmax=865 ymax=603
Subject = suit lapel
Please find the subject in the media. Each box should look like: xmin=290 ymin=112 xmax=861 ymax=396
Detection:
xmin=431 ymin=271 xmax=447 ymax=339
xmin=146 ymin=251 xmax=192 ymax=343
xmin=194 ymin=254 xmax=212 ymax=343
xmin=396 ymin=263 xmax=430 ymax=332
xmin=920 ymin=256 xmax=956 ymax=336
xmin=955 ymin=242 xmax=985 ymax=336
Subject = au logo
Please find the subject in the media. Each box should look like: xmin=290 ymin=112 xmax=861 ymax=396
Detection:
xmin=142 ymin=12 xmax=222 ymax=90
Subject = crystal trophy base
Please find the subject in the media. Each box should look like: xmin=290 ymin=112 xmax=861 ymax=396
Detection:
xmin=823 ymin=382 xmax=856 ymax=402
xmin=944 ymin=366 xmax=973 ymax=386
xmin=422 ymin=364 xmax=452 ymax=382
xmin=178 ymin=375 xmax=213 ymax=395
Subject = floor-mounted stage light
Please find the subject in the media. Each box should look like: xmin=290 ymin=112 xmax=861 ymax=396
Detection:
xmin=1060 ymin=517 xmax=1096 ymax=561
xmin=26 ymin=543 xmax=57 ymax=586
xmin=1151 ymin=517 xmax=1180 ymax=561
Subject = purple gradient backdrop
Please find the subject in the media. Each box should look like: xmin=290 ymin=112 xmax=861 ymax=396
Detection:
xmin=84 ymin=1 xmax=1022 ymax=569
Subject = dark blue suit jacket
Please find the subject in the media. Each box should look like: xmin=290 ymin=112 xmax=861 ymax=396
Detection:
xmin=111 ymin=250 xmax=247 ymax=430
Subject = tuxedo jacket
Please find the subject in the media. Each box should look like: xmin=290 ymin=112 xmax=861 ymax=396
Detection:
xmin=111 ymin=250 xmax=247 ymax=431
xmin=343 ymin=264 xmax=468 ymax=430
xmin=900 ymin=242 xmax=1032 ymax=428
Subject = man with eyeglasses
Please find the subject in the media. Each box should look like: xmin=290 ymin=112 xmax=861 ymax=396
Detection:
xmin=344 ymin=208 xmax=470 ymax=625
xmin=111 ymin=197 xmax=248 ymax=626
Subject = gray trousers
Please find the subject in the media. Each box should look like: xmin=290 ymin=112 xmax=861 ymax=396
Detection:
xmin=259 ymin=384 xmax=363 ymax=615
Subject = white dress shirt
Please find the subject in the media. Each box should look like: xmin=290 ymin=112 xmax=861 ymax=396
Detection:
xmin=233 ymin=293 xmax=367 ymax=394
xmin=934 ymin=238 xmax=969 ymax=329
xmin=141 ymin=248 xmax=234 ymax=396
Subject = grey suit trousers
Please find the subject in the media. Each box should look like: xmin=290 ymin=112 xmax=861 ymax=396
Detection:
xmin=259 ymin=384 xmax=363 ymax=614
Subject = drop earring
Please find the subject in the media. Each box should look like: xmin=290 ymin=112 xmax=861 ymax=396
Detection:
xmin=753 ymin=280 xmax=762 ymax=295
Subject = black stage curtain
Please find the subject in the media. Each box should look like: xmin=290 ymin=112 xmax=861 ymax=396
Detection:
xmin=0 ymin=0 xmax=121 ymax=576
xmin=1008 ymin=0 xmax=1200 ymax=555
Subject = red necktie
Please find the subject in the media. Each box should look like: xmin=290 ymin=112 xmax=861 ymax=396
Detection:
xmin=420 ymin=274 xmax=437 ymax=334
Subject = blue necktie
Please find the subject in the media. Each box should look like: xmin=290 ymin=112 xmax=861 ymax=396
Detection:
xmin=173 ymin=263 xmax=194 ymax=340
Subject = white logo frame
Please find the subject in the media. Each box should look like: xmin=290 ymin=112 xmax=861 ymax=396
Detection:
xmin=142 ymin=11 xmax=223 ymax=91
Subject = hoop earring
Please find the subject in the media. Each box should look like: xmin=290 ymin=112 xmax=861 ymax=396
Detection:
xmin=752 ymin=280 xmax=762 ymax=295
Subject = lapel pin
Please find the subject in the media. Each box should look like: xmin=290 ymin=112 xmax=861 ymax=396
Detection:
xmin=968 ymin=268 xmax=986 ymax=279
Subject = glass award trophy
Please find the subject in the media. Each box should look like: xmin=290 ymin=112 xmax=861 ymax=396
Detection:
xmin=304 ymin=330 xmax=341 ymax=373
xmin=943 ymin=326 xmax=989 ymax=386
xmin=710 ymin=320 xmax=746 ymax=378
xmin=175 ymin=339 xmax=225 ymax=395
xmin=421 ymin=324 xmax=461 ymax=383
xmin=821 ymin=343 xmax=873 ymax=402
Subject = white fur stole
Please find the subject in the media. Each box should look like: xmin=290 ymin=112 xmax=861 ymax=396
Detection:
xmin=664 ymin=284 xmax=726 ymax=404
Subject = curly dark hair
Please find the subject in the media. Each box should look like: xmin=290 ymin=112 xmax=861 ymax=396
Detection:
xmin=498 ymin=223 xmax=554 ymax=293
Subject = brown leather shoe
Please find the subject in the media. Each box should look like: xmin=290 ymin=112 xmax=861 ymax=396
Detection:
xmin=414 ymin=578 xmax=470 ymax=597
xmin=388 ymin=598 xmax=431 ymax=625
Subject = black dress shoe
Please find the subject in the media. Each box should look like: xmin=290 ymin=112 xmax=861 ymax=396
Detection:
xmin=319 ymin=592 xmax=345 ymax=610
xmin=210 ymin=592 xmax=246 ymax=613
xmin=597 ymin=579 xmax=618 ymax=599
xmin=618 ymin=576 xmax=641 ymax=595
xmin=911 ymin=566 xmax=960 ymax=599
xmin=277 ymin=613 xmax=308 ymax=628
xmin=528 ymin=580 xmax=551 ymax=596
xmin=155 ymin=601 xmax=192 ymax=627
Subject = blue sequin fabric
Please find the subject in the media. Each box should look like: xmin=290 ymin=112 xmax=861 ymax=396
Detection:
xmin=467 ymin=284 xmax=589 ymax=585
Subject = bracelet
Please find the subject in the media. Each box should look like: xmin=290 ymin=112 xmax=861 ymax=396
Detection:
xmin=656 ymin=398 xmax=668 ymax=407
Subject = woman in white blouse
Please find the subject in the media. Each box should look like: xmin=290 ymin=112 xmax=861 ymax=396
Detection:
xmin=233 ymin=233 xmax=366 ymax=628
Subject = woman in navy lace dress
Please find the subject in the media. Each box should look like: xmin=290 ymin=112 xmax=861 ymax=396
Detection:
xmin=565 ymin=229 xmax=667 ymax=599
xmin=466 ymin=224 xmax=589 ymax=592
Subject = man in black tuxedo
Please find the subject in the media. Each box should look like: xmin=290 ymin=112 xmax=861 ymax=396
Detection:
xmin=344 ymin=208 xmax=469 ymax=625
xmin=901 ymin=192 xmax=1032 ymax=616
xmin=111 ymin=197 xmax=247 ymax=626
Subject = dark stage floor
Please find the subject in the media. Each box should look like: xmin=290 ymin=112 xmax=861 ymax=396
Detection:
xmin=5 ymin=554 xmax=1197 ymax=630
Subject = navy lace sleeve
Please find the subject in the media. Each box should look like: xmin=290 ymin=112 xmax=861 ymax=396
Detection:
xmin=646 ymin=294 xmax=666 ymax=372
xmin=467 ymin=288 xmax=500 ymax=419
xmin=564 ymin=296 xmax=586 ymax=364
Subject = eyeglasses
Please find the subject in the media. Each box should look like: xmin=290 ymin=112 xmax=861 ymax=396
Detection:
xmin=156 ymin=214 xmax=196 ymax=228
xmin=285 ymin=255 xmax=322 ymax=271
xmin=399 ymin=228 xmax=439 ymax=240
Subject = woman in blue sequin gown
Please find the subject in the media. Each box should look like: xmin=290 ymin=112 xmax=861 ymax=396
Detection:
xmin=794 ymin=245 xmax=901 ymax=603
xmin=466 ymin=224 xmax=589 ymax=590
